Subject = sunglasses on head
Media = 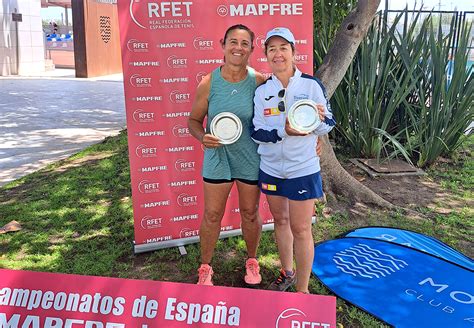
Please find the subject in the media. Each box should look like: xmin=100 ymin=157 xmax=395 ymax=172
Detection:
xmin=278 ymin=88 xmax=286 ymax=112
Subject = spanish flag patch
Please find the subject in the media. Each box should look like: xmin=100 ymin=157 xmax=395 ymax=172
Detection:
xmin=263 ymin=108 xmax=281 ymax=116
xmin=261 ymin=183 xmax=277 ymax=191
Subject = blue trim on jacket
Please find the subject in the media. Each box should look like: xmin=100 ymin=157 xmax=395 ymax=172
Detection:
xmin=251 ymin=128 xmax=282 ymax=143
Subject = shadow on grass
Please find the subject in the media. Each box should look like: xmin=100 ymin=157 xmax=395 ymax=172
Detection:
xmin=0 ymin=132 xmax=265 ymax=285
xmin=0 ymin=134 xmax=134 ymax=276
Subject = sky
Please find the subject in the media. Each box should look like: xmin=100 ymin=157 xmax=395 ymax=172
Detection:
xmin=40 ymin=7 xmax=72 ymax=24
xmin=41 ymin=0 xmax=473 ymax=24
xmin=378 ymin=0 xmax=474 ymax=11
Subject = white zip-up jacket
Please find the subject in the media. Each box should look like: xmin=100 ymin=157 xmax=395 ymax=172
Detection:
xmin=251 ymin=68 xmax=335 ymax=179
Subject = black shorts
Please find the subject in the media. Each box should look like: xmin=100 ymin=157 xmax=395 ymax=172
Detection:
xmin=203 ymin=177 xmax=258 ymax=185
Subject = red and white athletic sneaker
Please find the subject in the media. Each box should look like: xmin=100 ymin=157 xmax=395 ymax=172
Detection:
xmin=197 ymin=264 xmax=214 ymax=286
xmin=244 ymin=258 xmax=262 ymax=285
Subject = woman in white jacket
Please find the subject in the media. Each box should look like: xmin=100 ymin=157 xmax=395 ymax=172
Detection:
xmin=252 ymin=27 xmax=335 ymax=293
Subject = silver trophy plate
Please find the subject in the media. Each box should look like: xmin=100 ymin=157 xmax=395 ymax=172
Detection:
xmin=288 ymin=100 xmax=322 ymax=133
xmin=210 ymin=112 xmax=243 ymax=144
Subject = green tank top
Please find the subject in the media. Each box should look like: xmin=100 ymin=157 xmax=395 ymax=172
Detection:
xmin=202 ymin=67 xmax=260 ymax=180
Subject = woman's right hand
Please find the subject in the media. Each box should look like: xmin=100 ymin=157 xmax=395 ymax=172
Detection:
xmin=201 ymin=133 xmax=222 ymax=148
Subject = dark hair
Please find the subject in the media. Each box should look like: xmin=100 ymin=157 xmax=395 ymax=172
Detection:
xmin=222 ymin=24 xmax=255 ymax=49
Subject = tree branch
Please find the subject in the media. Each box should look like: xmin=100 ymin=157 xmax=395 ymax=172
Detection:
xmin=316 ymin=0 xmax=381 ymax=97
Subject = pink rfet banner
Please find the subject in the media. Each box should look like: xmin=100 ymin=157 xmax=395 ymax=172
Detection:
xmin=0 ymin=269 xmax=336 ymax=327
xmin=117 ymin=1 xmax=314 ymax=252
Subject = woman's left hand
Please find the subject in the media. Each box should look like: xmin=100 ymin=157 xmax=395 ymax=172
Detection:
xmin=285 ymin=118 xmax=309 ymax=136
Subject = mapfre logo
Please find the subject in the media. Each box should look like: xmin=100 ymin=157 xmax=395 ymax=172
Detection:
xmin=169 ymin=180 xmax=196 ymax=187
xmin=172 ymin=124 xmax=191 ymax=138
xmin=175 ymin=159 xmax=196 ymax=172
xmin=216 ymin=5 xmax=228 ymax=17
xmin=138 ymin=180 xmax=160 ymax=194
xmin=160 ymin=77 xmax=188 ymax=84
xmin=130 ymin=74 xmax=152 ymax=88
xmin=127 ymin=39 xmax=149 ymax=52
xmin=167 ymin=55 xmax=188 ymax=69
xmin=142 ymin=200 xmax=170 ymax=209
xmin=177 ymin=193 xmax=198 ymax=207
xmin=170 ymin=214 xmax=198 ymax=222
xmin=276 ymin=308 xmax=331 ymax=328
xmin=132 ymin=95 xmax=162 ymax=102
xmin=133 ymin=109 xmax=155 ymax=123
xmin=158 ymin=42 xmax=186 ymax=49
xmin=295 ymin=39 xmax=308 ymax=45
xmin=140 ymin=216 xmax=162 ymax=230
xmin=169 ymin=90 xmax=191 ymax=104
xmin=135 ymin=130 xmax=165 ymax=137
xmin=129 ymin=0 xmax=192 ymax=29
xmin=195 ymin=59 xmax=224 ymax=65
xmin=135 ymin=144 xmax=157 ymax=158
xmin=166 ymin=146 xmax=194 ymax=152
xmin=162 ymin=111 xmax=190 ymax=119
xmin=146 ymin=235 xmax=172 ymax=243
xmin=216 ymin=3 xmax=303 ymax=17
xmin=129 ymin=61 xmax=160 ymax=67
xmin=140 ymin=165 xmax=167 ymax=173
xmin=193 ymin=37 xmax=214 ymax=50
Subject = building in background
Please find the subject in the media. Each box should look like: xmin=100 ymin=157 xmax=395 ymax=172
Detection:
xmin=1 ymin=0 xmax=121 ymax=77
xmin=42 ymin=0 xmax=74 ymax=69
xmin=1 ymin=0 xmax=45 ymax=76
xmin=71 ymin=0 xmax=121 ymax=77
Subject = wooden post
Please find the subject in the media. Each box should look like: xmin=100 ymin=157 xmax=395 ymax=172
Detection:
xmin=71 ymin=0 xmax=121 ymax=78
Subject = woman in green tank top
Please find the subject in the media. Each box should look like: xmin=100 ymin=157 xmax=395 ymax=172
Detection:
xmin=188 ymin=24 xmax=265 ymax=286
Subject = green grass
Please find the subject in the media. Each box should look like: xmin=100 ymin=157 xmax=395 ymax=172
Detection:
xmin=428 ymin=135 xmax=474 ymax=196
xmin=1 ymin=131 xmax=472 ymax=328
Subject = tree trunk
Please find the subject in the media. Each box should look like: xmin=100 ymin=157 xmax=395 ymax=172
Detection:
xmin=316 ymin=0 xmax=395 ymax=208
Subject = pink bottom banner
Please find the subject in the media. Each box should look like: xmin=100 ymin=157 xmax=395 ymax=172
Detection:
xmin=0 ymin=269 xmax=336 ymax=327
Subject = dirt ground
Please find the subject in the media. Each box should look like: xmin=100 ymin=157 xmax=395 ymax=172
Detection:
xmin=334 ymin=161 xmax=473 ymax=255
xmin=345 ymin=160 xmax=472 ymax=212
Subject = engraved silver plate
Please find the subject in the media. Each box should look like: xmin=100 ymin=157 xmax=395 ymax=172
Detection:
xmin=288 ymin=100 xmax=322 ymax=133
xmin=210 ymin=112 xmax=243 ymax=144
